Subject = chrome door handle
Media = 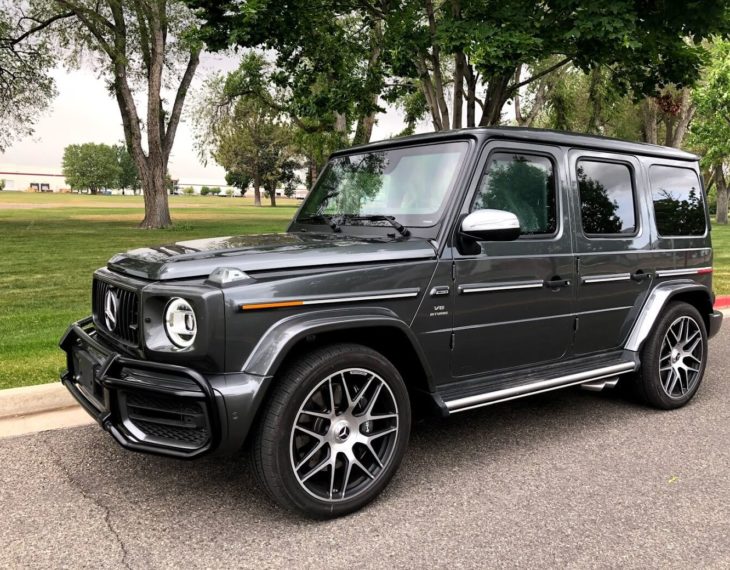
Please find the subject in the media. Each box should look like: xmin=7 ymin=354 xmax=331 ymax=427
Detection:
xmin=430 ymin=286 xmax=450 ymax=297
xmin=544 ymin=277 xmax=571 ymax=289
xmin=630 ymin=271 xmax=652 ymax=282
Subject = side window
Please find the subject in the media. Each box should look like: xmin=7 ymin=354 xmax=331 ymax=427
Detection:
xmin=472 ymin=152 xmax=557 ymax=235
xmin=577 ymin=160 xmax=637 ymax=236
xmin=649 ymin=165 xmax=706 ymax=236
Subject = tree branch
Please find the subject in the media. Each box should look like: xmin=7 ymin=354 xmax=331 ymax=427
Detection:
xmin=8 ymin=11 xmax=74 ymax=46
xmin=507 ymin=57 xmax=571 ymax=94
xmin=163 ymin=48 xmax=201 ymax=160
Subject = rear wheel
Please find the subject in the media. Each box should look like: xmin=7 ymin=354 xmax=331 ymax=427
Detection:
xmin=251 ymin=343 xmax=411 ymax=518
xmin=635 ymin=302 xmax=708 ymax=409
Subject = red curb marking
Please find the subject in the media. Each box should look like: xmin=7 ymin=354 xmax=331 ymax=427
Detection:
xmin=715 ymin=295 xmax=730 ymax=309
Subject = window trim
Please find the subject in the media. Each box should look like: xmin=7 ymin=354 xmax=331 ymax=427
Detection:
xmin=648 ymin=163 xmax=708 ymax=238
xmin=471 ymin=149 xmax=560 ymax=240
xmin=575 ymin=157 xmax=640 ymax=239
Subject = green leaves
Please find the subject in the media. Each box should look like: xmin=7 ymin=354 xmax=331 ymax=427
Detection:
xmin=62 ymin=143 xmax=124 ymax=194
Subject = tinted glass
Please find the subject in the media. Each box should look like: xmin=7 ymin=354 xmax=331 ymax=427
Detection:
xmin=649 ymin=166 xmax=706 ymax=236
xmin=472 ymin=153 xmax=556 ymax=235
xmin=297 ymin=142 xmax=467 ymax=227
xmin=577 ymin=160 xmax=636 ymax=235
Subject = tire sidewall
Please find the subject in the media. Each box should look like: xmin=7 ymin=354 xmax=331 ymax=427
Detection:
xmin=267 ymin=346 xmax=411 ymax=518
xmin=640 ymin=302 xmax=708 ymax=409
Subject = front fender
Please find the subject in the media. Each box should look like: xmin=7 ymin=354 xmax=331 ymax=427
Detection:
xmin=241 ymin=306 xmax=434 ymax=383
xmin=624 ymin=280 xmax=714 ymax=352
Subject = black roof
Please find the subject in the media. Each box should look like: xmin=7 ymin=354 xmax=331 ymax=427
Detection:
xmin=337 ymin=126 xmax=698 ymax=162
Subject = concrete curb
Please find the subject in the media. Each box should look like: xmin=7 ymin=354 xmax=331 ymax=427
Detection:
xmin=0 ymin=382 xmax=77 ymax=420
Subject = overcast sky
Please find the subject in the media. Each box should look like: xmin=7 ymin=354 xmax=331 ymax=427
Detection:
xmin=0 ymin=53 xmax=415 ymax=186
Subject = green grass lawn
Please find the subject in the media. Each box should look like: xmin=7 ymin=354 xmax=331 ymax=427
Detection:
xmin=1 ymin=191 xmax=729 ymax=390
xmin=0 ymin=193 xmax=298 ymax=390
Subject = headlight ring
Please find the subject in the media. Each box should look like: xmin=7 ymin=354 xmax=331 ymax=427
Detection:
xmin=164 ymin=297 xmax=197 ymax=348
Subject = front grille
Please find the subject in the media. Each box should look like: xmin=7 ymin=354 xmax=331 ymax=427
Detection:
xmin=124 ymin=392 xmax=210 ymax=449
xmin=93 ymin=278 xmax=140 ymax=346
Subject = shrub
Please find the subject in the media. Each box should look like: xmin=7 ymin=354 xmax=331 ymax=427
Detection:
xmin=183 ymin=186 xmax=195 ymax=195
xmin=225 ymin=188 xmax=234 ymax=197
xmin=209 ymin=187 xmax=221 ymax=195
xmin=200 ymin=186 xmax=210 ymax=196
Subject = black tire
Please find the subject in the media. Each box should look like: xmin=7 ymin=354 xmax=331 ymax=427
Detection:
xmin=250 ymin=343 xmax=411 ymax=518
xmin=634 ymin=301 xmax=708 ymax=409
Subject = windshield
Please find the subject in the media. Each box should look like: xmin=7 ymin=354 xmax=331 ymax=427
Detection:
xmin=297 ymin=142 xmax=468 ymax=228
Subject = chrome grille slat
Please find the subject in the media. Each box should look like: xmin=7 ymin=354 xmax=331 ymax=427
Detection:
xmin=92 ymin=278 xmax=140 ymax=346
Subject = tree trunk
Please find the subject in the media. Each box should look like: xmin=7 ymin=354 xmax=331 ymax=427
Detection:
xmin=268 ymin=182 xmax=277 ymax=207
xmin=139 ymin=163 xmax=172 ymax=228
xmin=668 ymin=88 xmax=695 ymax=148
xmin=253 ymin=171 xmax=262 ymax=207
xmin=640 ymin=98 xmax=659 ymax=144
xmin=465 ymin=64 xmax=477 ymax=128
xmin=479 ymin=74 xmax=512 ymax=126
xmin=716 ymin=165 xmax=728 ymax=225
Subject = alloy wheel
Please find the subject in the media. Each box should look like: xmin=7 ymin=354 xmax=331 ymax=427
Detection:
xmin=289 ymin=368 xmax=399 ymax=502
xmin=659 ymin=315 xmax=704 ymax=399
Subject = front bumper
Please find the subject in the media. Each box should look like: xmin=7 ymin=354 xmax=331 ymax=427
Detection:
xmin=60 ymin=318 xmax=268 ymax=458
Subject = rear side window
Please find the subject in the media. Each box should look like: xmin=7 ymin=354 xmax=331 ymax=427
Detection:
xmin=649 ymin=165 xmax=706 ymax=236
xmin=472 ymin=152 xmax=557 ymax=235
xmin=577 ymin=160 xmax=637 ymax=236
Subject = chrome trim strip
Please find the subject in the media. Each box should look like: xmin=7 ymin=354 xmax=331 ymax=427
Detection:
xmin=459 ymin=280 xmax=544 ymax=294
xmin=655 ymin=267 xmax=712 ymax=278
xmin=239 ymin=288 xmax=421 ymax=310
xmin=301 ymin=291 xmax=419 ymax=305
xmin=581 ymin=273 xmax=631 ymax=284
xmin=444 ymin=362 xmax=637 ymax=413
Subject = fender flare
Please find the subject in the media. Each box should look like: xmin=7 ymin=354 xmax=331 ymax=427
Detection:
xmin=241 ymin=306 xmax=436 ymax=389
xmin=624 ymin=280 xmax=713 ymax=352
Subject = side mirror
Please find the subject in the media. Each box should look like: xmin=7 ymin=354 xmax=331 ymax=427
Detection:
xmin=460 ymin=209 xmax=520 ymax=242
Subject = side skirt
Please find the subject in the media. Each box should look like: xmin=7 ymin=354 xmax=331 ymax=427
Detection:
xmin=438 ymin=353 xmax=638 ymax=415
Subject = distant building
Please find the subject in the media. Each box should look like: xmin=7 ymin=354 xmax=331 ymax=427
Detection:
xmin=0 ymin=165 xmax=67 ymax=192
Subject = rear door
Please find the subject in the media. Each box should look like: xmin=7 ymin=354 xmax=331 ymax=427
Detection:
xmin=568 ymin=150 xmax=653 ymax=355
xmin=450 ymin=141 xmax=575 ymax=378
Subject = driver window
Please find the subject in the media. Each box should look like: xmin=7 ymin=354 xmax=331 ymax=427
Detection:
xmin=471 ymin=152 xmax=557 ymax=236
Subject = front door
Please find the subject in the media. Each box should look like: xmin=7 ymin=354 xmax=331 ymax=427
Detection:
xmin=568 ymin=150 xmax=654 ymax=355
xmin=450 ymin=142 xmax=575 ymax=379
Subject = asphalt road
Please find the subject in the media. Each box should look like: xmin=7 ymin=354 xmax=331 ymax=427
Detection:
xmin=2 ymin=329 xmax=729 ymax=569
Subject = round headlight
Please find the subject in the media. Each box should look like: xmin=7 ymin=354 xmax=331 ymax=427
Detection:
xmin=164 ymin=297 xmax=197 ymax=348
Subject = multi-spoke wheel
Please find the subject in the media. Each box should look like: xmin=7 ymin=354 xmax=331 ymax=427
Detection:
xmin=251 ymin=344 xmax=411 ymax=518
xmin=635 ymin=302 xmax=708 ymax=409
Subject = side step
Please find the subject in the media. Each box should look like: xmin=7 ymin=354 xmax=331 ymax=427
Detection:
xmin=440 ymin=357 xmax=636 ymax=414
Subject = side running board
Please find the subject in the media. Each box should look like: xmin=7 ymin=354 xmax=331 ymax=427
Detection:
xmin=443 ymin=361 xmax=636 ymax=414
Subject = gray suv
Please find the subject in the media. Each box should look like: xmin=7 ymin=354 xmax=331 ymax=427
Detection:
xmin=60 ymin=128 xmax=723 ymax=518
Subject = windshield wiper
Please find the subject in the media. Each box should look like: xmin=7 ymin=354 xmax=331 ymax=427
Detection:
xmin=341 ymin=215 xmax=410 ymax=237
xmin=297 ymin=214 xmax=341 ymax=233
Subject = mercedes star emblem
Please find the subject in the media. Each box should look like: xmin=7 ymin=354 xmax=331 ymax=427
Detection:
xmin=104 ymin=289 xmax=119 ymax=331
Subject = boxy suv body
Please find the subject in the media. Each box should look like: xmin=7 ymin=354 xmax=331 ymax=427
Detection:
xmin=60 ymin=128 xmax=723 ymax=517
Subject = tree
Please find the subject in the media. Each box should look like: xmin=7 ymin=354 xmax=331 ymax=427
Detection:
xmin=115 ymin=144 xmax=140 ymax=195
xmin=5 ymin=0 xmax=202 ymax=228
xmin=189 ymin=0 xmax=730 ymax=134
xmin=225 ymin=170 xmax=250 ymax=197
xmin=194 ymin=68 xmax=300 ymax=207
xmin=0 ymin=3 xmax=58 ymax=152
xmin=689 ymin=41 xmax=730 ymax=224
xmin=62 ymin=143 xmax=121 ymax=194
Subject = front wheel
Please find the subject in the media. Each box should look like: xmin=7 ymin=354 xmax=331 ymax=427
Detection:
xmin=251 ymin=343 xmax=411 ymax=518
xmin=635 ymin=301 xmax=708 ymax=409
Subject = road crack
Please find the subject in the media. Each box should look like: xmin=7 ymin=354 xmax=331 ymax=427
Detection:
xmin=42 ymin=439 xmax=132 ymax=569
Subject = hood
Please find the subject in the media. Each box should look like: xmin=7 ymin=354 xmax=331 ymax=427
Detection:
xmin=107 ymin=232 xmax=437 ymax=281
